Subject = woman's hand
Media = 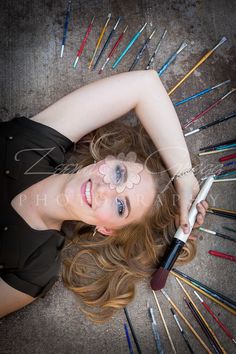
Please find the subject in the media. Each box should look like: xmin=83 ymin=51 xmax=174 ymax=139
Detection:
xmin=174 ymin=173 xmax=200 ymax=234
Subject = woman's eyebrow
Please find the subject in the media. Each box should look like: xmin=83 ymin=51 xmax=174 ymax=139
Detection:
xmin=125 ymin=196 xmax=131 ymax=218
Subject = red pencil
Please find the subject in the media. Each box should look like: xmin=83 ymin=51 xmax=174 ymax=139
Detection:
xmin=208 ymin=250 xmax=236 ymax=262
xmin=194 ymin=291 xmax=236 ymax=344
xmin=219 ymin=153 xmax=236 ymax=162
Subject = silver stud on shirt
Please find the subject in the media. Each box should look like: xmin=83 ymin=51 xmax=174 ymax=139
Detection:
xmin=3 ymin=226 xmax=8 ymax=231
xmin=5 ymin=170 xmax=10 ymax=175
xmin=8 ymin=136 xmax=13 ymax=140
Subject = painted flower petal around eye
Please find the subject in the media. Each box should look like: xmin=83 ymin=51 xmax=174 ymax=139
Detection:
xmin=116 ymin=184 xmax=126 ymax=193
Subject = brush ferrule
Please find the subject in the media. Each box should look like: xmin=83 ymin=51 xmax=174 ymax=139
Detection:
xmin=161 ymin=238 xmax=185 ymax=269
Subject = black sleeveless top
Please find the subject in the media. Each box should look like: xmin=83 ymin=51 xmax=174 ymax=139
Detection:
xmin=0 ymin=117 xmax=74 ymax=297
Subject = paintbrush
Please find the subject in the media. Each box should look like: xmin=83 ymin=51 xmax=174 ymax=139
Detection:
xmin=207 ymin=207 xmax=236 ymax=220
xmin=183 ymin=88 xmax=236 ymax=129
xmin=184 ymin=298 xmax=224 ymax=354
xmin=150 ymin=175 xmax=215 ymax=291
xmin=112 ymin=22 xmax=147 ymax=69
xmin=147 ymin=302 xmax=164 ymax=354
xmin=199 ymin=147 xmax=236 ymax=156
xmin=73 ymin=16 xmax=95 ymax=68
xmin=168 ymin=37 xmax=227 ymax=95
xmin=174 ymin=80 xmax=231 ymax=106
xmin=222 ymin=226 xmax=236 ymax=234
xmin=146 ymin=29 xmax=167 ymax=70
xmin=171 ymin=269 xmax=236 ymax=314
xmin=194 ymin=291 xmax=236 ymax=345
xmin=124 ymin=308 xmax=142 ymax=354
xmin=176 ymin=278 xmax=226 ymax=354
xmin=124 ymin=322 xmax=135 ymax=354
xmin=160 ymin=290 xmax=213 ymax=353
xmin=213 ymin=177 xmax=236 ymax=183
xmin=88 ymin=13 xmax=111 ymax=69
xmin=208 ymin=250 xmax=236 ymax=262
xmin=219 ymin=153 xmax=236 ymax=162
xmin=200 ymin=138 xmax=236 ymax=152
xmin=60 ymin=0 xmax=72 ymax=58
xmin=158 ymin=42 xmax=187 ymax=76
xmin=198 ymin=226 xmax=236 ymax=243
xmin=99 ymin=25 xmax=128 ymax=74
xmin=185 ymin=111 xmax=236 ymax=137
xmin=215 ymin=169 xmax=236 ymax=180
xmin=129 ymin=29 xmax=156 ymax=71
xmin=93 ymin=17 xmax=122 ymax=71
xmin=170 ymin=308 xmax=195 ymax=354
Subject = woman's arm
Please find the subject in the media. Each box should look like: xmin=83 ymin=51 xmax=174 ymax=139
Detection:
xmin=0 ymin=278 xmax=35 ymax=317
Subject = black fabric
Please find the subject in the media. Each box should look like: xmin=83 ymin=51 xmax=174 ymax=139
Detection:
xmin=0 ymin=117 xmax=74 ymax=297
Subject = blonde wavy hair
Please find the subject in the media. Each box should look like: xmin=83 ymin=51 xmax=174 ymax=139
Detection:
xmin=62 ymin=120 xmax=196 ymax=322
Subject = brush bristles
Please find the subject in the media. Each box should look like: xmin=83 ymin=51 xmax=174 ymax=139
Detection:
xmin=150 ymin=267 xmax=170 ymax=290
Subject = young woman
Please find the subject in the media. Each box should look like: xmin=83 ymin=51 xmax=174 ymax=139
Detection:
xmin=0 ymin=70 xmax=208 ymax=319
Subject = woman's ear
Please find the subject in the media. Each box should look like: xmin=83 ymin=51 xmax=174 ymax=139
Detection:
xmin=96 ymin=226 xmax=114 ymax=236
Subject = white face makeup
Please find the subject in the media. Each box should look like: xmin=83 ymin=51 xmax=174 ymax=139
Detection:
xmin=62 ymin=158 xmax=156 ymax=231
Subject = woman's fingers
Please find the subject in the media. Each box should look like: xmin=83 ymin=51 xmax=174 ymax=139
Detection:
xmin=193 ymin=200 xmax=208 ymax=228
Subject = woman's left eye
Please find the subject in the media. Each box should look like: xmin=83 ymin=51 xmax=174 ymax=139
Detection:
xmin=116 ymin=198 xmax=126 ymax=217
xmin=115 ymin=165 xmax=123 ymax=184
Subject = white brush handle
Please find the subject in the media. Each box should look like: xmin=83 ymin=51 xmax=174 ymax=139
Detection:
xmin=174 ymin=175 xmax=215 ymax=243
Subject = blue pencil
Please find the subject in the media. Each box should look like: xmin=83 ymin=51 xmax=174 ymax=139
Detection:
xmin=112 ymin=23 xmax=147 ymax=69
xmin=60 ymin=0 xmax=72 ymax=58
xmin=158 ymin=42 xmax=187 ymax=77
xmin=174 ymin=79 xmax=231 ymax=106
xmin=124 ymin=323 xmax=135 ymax=354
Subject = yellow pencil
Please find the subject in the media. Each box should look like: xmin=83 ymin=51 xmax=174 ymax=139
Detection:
xmin=88 ymin=13 xmax=111 ymax=69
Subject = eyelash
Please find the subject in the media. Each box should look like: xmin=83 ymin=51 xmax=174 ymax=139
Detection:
xmin=116 ymin=198 xmax=126 ymax=217
xmin=115 ymin=164 xmax=123 ymax=184
xmin=115 ymin=164 xmax=126 ymax=217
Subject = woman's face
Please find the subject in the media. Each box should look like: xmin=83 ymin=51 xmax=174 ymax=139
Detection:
xmin=63 ymin=157 xmax=156 ymax=232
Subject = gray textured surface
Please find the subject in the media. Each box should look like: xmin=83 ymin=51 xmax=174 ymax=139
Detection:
xmin=0 ymin=0 xmax=236 ymax=353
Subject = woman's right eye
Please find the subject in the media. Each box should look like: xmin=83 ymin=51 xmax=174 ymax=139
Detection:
xmin=115 ymin=165 xmax=123 ymax=184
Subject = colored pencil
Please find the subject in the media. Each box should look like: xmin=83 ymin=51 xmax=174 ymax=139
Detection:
xmin=208 ymin=250 xmax=236 ymax=262
xmin=129 ymin=29 xmax=156 ymax=71
xmin=99 ymin=25 xmax=128 ymax=74
xmin=175 ymin=278 xmax=226 ymax=354
xmin=73 ymin=16 xmax=95 ymax=68
xmin=60 ymin=0 xmax=72 ymax=58
xmin=158 ymin=42 xmax=187 ymax=76
xmin=219 ymin=153 xmax=236 ymax=162
xmin=168 ymin=37 xmax=227 ymax=95
xmin=147 ymin=302 xmax=164 ymax=354
xmin=184 ymin=298 xmax=223 ymax=354
xmin=146 ymin=29 xmax=167 ymax=70
xmin=198 ymin=226 xmax=236 ymax=243
xmin=124 ymin=322 xmax=135 ymax=354
xmin=174 ymin=80 xmax=231 ymax=106
xmin=170 ymin=308 xmax=194 ymax=354
xmin=160 ymin=290 xmax=212 ymax=353
xmin=152 ymin=290 xmax=177 ymax=354
xmin=194 ymin=291 xmax=236 ymax=344
xmin=222 ymin=226 xmax=236 ymax=234
xmin=88 ymin=13 xmax=111 ymax=69
xmin=200 ymin=138 xmax=236 ymax=152
xmin=171 ymin=269 xmax=236 ymax=315
xmin=184 ymin=111 xmax=236 ymax=137
xmin=93 ymin=17 xmax=122 ymax=71
xmin=213 ymin=178 xmax=236 ymax=183
xmin=199 ymin=147 xmax=236 ymax=156
xmin=124 ymin=308 xmax=142 ymax=354
xmin=112 ymin=23 xmax=147 ymax=69
xmin=183 ymin=88 xmax=236 ymax=129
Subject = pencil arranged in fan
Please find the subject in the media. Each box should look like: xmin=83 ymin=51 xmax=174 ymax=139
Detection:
xmin=185 ymin=111 xmax=236 ymax=137
xmin=199 ymin=147 xmax=236 ymax=156
xmin=124 ymin=322 xmax=135 ymax=354
xmin=60 ymin=0 xmax=72 ymax=58
xmin=214 ymin=177 xmax=236 ymax=183
xmin=223 ymin=161 xmax=236 ymax=168
xmin=223 ymin=226 xmax=236 ymax=234
xmin=152 ymin=290 xmax=177 ymax=354
xmin=209 ymin=250 xmax=236 ymax=262
xmin=183 ymin=298 xmax=224 ymax=354
xmin=200 ymin=138 xmax=236 ymax=152
xmin=174 ymin=79 xmax=231 ymax=106
xmin=147 ymin=302 xmax=164 ymax=354
xmin=112 ymin=22 xmax=147 ymax=69
xmin=219 ymin=153 xmax=236 ymax=162
xmin=124 ymin=308 xmax=142 ymax=354
xmin=99 ymin=25 xmax=128 ymax=74
xmin=93 ymin=17 xmax=122 ymax=71
xmin=183 ymin=88 xmax=236 ymax=129
xmin=88 ymin=13 xmax=111 ymax=69
xmin=175 ymin=278 xmax=226 ymax=354
xmin=194 ymin=291 xmax=236 ymax=345
xmin=160 ymin=290 xmax=212 ymax=353
xmin=171 ymin=269 xmax=236 ymax=315
xmin=215 ymin=169 xmax=236 ymax=179
xmin=73 ymin=16 xmax=95 ymax=68
xmin=168 ymin=37 xmax=227 ymax=95
xmin=207 ymin=207 xmax=236 ymax=220
xmin=146 ymin=29 xmax=167 ymax=70
xmin=158 ymin=42 xmax=187 ymax=76
xmin=198 ymin=226 xmax=236 ymax=243
xmin=170 ymin=308 xmax=194 ymax=354
xmin=129 ymin=29 xmax=156 ymax=71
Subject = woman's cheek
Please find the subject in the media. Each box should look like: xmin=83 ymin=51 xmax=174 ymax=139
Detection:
xmin=95 ymin=207 xmax=114 ymax=224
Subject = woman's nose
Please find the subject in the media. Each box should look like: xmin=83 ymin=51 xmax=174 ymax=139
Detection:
xmin=94 ymin=182 xmax=115 ymax=203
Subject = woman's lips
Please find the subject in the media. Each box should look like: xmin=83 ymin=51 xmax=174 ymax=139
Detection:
xmin=81 ymin=180 xmax=92 ymax=207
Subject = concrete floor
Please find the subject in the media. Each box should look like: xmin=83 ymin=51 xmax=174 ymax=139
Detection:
xmin=0 ymin=0 xmax=236 ymax=353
